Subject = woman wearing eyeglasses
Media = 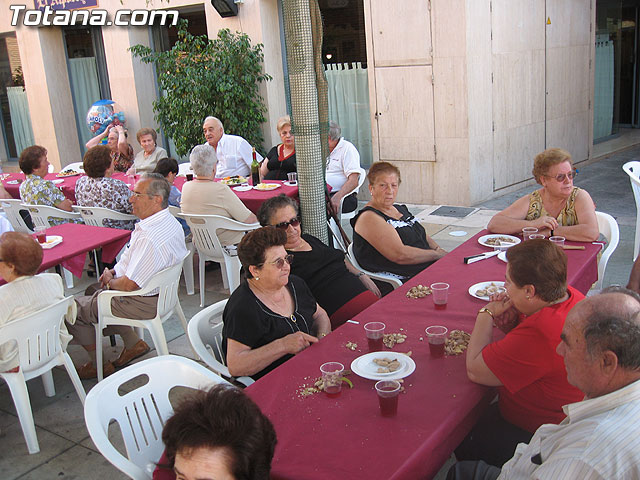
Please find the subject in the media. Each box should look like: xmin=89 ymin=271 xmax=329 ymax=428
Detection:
xmin=487 ymin=148 xmax=599 ymax=241
xmin=222 ymin=227 xmax=331 ymax=380
xmin=257 ymin=195 xmax=380 ymax=329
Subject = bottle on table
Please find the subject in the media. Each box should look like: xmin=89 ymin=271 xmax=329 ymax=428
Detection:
xmin=251 ymin=147 xmax=260 ymax=186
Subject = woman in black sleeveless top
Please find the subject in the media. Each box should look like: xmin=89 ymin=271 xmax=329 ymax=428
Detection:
xmin=351 ymin=162 xmax=446 ymax=282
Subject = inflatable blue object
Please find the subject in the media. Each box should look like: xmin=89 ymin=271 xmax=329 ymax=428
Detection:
xmin=86 ymin=100 xmax=126 ymax=139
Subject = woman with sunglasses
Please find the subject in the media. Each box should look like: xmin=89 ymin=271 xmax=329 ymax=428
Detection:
xmin=487 ymin=148 xmax=598 ymax=241
xmin=258 ymin=195 xmax=380 ymax=329
xmin=222 ymin=227 xmax=331 ymax=380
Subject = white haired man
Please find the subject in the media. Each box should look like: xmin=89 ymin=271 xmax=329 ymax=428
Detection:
xmin=202 ymin=116 xmax=263 ymax=178
xmin=447 ymin=287 xmax=640 ymax=479
xmin=326 ymin=121 xmax=362 ymax=214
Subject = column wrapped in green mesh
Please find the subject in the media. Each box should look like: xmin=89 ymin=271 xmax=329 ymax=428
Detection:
xmin=282 ymin=0 xmax=329 ymax=243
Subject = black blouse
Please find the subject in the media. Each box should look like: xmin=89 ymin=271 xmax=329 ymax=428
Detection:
xmin=263 ymin=145 xmax=297 ymax=181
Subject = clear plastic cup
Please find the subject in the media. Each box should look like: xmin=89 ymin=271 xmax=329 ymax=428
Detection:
xmin=430 ymin=282 xmax=449 ymax=307
xmin=522 ymin=227 xmax=538 ymax=240
xmin=425 ymin=326 xmax=448 ymax=358
xmin=287 ymin=172 xmax=297 ymax=184
xmin=549 ymin=236 xmax=565 ymax=246
xmin=375 ymin=380 xmax=401 ymax=417
xmin=320 ymin=362 xmax=344 ymax=397
xmin=34 ymin=225 xmax=47 ymax=244
xmin=529 ymin=234 xmax=546 ymax=240
xmin=364 ymin=322 xmax=385 ymax=352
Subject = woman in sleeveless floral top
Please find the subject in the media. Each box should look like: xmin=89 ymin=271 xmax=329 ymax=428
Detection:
xmin=487 ymin=148 xmax=598 ymax=242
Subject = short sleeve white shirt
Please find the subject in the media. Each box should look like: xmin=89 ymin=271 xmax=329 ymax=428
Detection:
xmin=214 ymin=134 xmax=263 ymax=178
xmin=325 ymin=137 xmax=361 ymax=191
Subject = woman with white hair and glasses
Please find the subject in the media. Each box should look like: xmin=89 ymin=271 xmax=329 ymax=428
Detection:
xmin=487 ymin=148 xmax=598 ymax=241
xmin=180 ymin=144 xmax=257 ymax=246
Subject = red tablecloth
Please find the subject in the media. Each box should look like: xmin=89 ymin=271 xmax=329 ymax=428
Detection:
xmin=0 ymin=223 xmax=131 ymax=285
xmin=2 ymin=172 xmax=299 ymax=215
xmin=245 ymin=231 xmax=600 ymax=480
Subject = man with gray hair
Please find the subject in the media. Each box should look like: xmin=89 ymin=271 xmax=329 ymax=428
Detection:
xmin=447 ymin=287 xmax=640 ymax=479
xmin=68 ymin=174 xmax=188 ymax=379
xmin=181 ymin=145 xmax=257 ymax=246
xmin=202 ymin=116 xmax=262 ymax=178
xmin=326 ymin=121 xmax=362 ymax=214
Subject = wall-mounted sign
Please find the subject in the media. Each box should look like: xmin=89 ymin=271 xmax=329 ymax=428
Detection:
xmin=34 ymin=0 xmax=99 ymax=11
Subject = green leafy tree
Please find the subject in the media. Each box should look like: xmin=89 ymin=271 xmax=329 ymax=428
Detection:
xmin=130 ymin=21 xmax=271 ymax=157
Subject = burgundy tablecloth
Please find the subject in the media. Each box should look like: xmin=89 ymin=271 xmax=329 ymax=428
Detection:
xmin=0 ymin=223 xmax=131 ymax=285
xmin=2 ymin=172 xmax=299 ymax=215
xmin=245 ymin=231 xmax=600 ymax=480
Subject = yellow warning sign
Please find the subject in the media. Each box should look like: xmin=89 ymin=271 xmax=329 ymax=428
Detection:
xmin=547 ymin=17 xmax=551 ymax=25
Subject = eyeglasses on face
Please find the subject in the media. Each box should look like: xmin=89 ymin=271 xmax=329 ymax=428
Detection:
xmin=545 ymin=170 xmax=578 ymax=182
xmin=131 ymin=190 xmax=155 ymax=198
xmin=274 ymin=217 xmax=300 ymax=230
xmin=259 ymin=254 xmax=294 ymax=270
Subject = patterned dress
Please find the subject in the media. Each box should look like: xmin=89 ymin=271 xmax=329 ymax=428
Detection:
xmin=111 ymin=143 xmax=135 ymax=172
xmin=75 ymin=176 xmax=136 ymax=230
xmin=19 ymin=174 xmax=71 ymax=226
xmin=525 ymin=187 xmax=581 ymax=226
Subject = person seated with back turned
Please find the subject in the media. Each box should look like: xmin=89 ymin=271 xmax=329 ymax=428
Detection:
xmin=180 ymin=144 xmax=257 ymax=246
xmin=19 ymin=145 xmax=74 ymax=222
xmin=0 ymin=232 xmax=75 ymax=374
xmin=457 ymin=239 xmax=584 ymax=467
xmin=153 ymin=384 xmax=277 ymax=480
xmin=223 ymin=227 xmax=331 ymax=380
xmin=448 ymin=287 xmax=640 ymax=480
xmin=153 ymin=157 xmax=190 ymax=237
xmin=258 ymin=195 xmax=379 ymax=329
xmin=260 ymin=115 xmax=296 ymax=181
xmin=351 ymin=161 xmax=446 ymax=283
xmin=75 ymin=145 xmax=135 ymax=230
xmin=67 ymin=174 xmax=187 ymax=379
xmin=326 ymin=121 xmax=362 ymax=215
xmin=202 ymin=116 xmax=263 ymax=178
xmin=487 ymin=148 xmax=599 ymax=242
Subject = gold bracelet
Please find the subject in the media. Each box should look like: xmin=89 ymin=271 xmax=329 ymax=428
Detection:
xmin=478 ymin=307 xmax=495 ymax=319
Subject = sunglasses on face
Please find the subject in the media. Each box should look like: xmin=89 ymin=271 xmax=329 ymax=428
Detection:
xmin=545 ymin=170 xmax=578 ymax=182
xmin=274 ymin=217 xmax=300 ymax=230
xmin=259 ymin=254 xmax=294 ymax=270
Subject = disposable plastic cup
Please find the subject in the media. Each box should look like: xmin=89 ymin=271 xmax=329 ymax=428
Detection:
xmin=320 ymin=362 xmax=344 ymax=398
xmin=549 ymin=236 xmax=565 ymax=246
xmin=425 ymin=326 xmax=448 ymax=358
xmin=375 ymin=380 xmax=401 ymax=417
xmin=430 ymin=282 xmax=449 ymax=307
xmin=364 ymin=322 xmax=385 ymax=352
xmin=287 ymin=172 xmax=297 ymax=184
xmin=529 ymin=234 xmax=546 ymax=240
xmin=35 ymin=226 xmax=47 ymax=244
xmin=522 ymin=227 xmax=538 ymax=240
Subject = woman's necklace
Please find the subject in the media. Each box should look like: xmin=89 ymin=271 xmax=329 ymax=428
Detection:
xmin=288 ymin=238 xmax=308 ymax=251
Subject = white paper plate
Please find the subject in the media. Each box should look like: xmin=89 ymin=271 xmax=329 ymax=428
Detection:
xmin=468 ymin=281 xmax=506 ymax=301
xmin=233 ymin=185 xmax=253 ymax=192
xmin=52 ymin=179 xmax=64 ymax=185
xmin=449 ymin=230 xmax=467 ymax=237
xmin=283 ymin=181 xmax=298 ymax=187
xmin=41 ymin=235 xmax=63 ymax=249
xmin=497 ymin=251 xmax=507 ymax=263
xmin=477 ymin=234 xmax=520 ymax=249
xmin=350 ymin=352 xmax=416 ymax=381
xmin=253 ymin=183 xmax=281 ymax=191
xmin=6 ymin=180 xmax=19 ymax=185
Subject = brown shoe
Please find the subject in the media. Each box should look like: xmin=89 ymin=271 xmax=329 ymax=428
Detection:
xmin=113 ymin=340 xmax=150 ymax=368
xmin=78 ymin=361 xmax=115 ymax=380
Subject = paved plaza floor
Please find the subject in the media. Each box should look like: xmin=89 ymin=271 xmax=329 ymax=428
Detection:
xmin=1 ymin=144 xmax=637 ymax=479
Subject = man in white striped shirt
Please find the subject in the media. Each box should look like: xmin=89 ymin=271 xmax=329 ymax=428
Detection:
xmin=448 ymin=287 xmax=640 ymax=480
xmin=69 ymin=174 xmax=188 ymax=379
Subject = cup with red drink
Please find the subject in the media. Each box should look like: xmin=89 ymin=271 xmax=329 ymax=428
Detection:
xmin=364 ymin=322 xmax=385 ymax=352
xmin=425 ymin=325 xmax=448 ymax=358
xmin=375 ymin=380 xmax=401 ymax=417
xmin=320 ymin=362 xmax=344 ymax=398
xmin=34 ymin=226 xmax=47 ymax=244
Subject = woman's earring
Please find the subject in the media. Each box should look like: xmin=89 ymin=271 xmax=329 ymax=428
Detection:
xmin=254 ymin=276 xmax=259 ymax=281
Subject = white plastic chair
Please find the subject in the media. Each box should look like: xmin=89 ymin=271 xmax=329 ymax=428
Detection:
xmin=94 ymin=255 xmax=189 ymax=381
xmin=0 ymin=295 xmax=86 ymax=454
xmin=347 ymin=243 xmax=403 ymax=290
xmin=178 ymin=162 xmax=193 ymax=176
xmin=84 ymin=355 xmax=230 ymax=480
xmin=594 ymin=211 xmax=620 ymax=291
xmin=187 ymin=299 xmax=254 ymax=387
xmin=0 ymin=198 xmax=33 ymax=233
xmin=168 ymin=205 xmax=195 ymax=295
xmin=623 ymin=161 xmax=640 ymax=260
xmin=337 ymin=167 xmax=365 ymax=223
xmin=72 ymin=205 xmax=136 ymax=228
xmin=23 ymin=203 xmax=82 ymax=228
xmin=179 ymin=213 xmax=260 ymax=307
xmin=328 ymin=218 xmax=348 ymax=253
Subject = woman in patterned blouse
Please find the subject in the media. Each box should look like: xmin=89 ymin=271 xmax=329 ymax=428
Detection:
xmin=487 ymin=148 xmax=599 ymax=242
xmin=75 ymin=145 xmax=135 ymax=230
xmin=85 ymin=124 xmax=134 ymax=173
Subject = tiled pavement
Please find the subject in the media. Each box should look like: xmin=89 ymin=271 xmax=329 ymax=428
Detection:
xmin=1 ymin=144 xmax=637 ymax=479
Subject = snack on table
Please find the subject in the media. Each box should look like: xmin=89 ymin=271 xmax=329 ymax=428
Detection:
xmin=383 ymin=332 xmax=407 ymax=349
xmin=221 ymin=175 xmax=247 ymax=185
xmin=475 ymin=282 xmax=503 ymax=297
xmin=345 ymin=341 xmax=358 ymax=351
xmin=373 ymin=357 xmax=401 ymax=373
xmin=56 ymin=169 xmax=79 ymax=178
xmin=485 ymin=236 xmax=516 ymax=246
xmin=254 ymin=183 xmax=280 ymax=191
xmin=298 ymin=370 xmax=353 ymax=397
xmin=444 ymin=330 xmax=471 ymax=356
xmin=406 ymin=284 xmax=432 ymax=298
